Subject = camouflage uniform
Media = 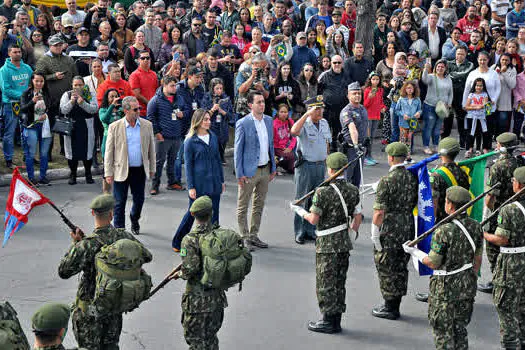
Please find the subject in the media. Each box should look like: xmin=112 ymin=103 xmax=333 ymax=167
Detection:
xmin=58 ymin=225 xmax=145 ymax=350
xmin=493 ymin=199 xmax=525 ymax=349
xmin=430 ymin=162 xmax=470 ymax=222
xmin=427 ymin=214 xmax=483 ymax=350
xmin=484 ymin=154 xmax=518 ymax=272
xmin=180 ymin=223 xmax=228 ymax=350
xmin=0 ymin=301 xmax=30 ymax=350
xmin=373 ymin=165 xmax=418 ymax=300
xmin=310 ymin=178 xmax=360 ymax=315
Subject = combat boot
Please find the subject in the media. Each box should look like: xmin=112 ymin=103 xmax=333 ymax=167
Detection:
xmin=308 ymin=314 xmax=337 ymax=334
xmin=371 ymin=299 xmax=400 ymax=320
xmin=477 ymin=281 xmax=494 ymax=293
xmin=333 ymin=313 xmax=342 ymax=333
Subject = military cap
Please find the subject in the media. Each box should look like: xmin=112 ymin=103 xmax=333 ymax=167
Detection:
xmin=304 ymin=95 xmax=324 ymax=108
xmin=496 ymin=132 xmax=517 ymax=147
xmin=326 ymin=152 xmax=348 ymax=170
xmin=446 ymin=186 xmax=472 ymax=205
xmin=48 ymin=34 xmax=65 ymax=46
xmin=385 ymin=142 xmax=408 ymax=157
xmin=347 ymin=82 xmax=361 ymax=91
xmin=514 ymin=167 xmax=525 ymax=184
xmin=190 ymin=196 xmax=213 ymax=213
xmin=438 ymin=137 xmax=460 ymax=156
xmin=31 ymin=303 xmax=70 ymax=332
xmin=89 ymin=194 xmax=115 ymax=212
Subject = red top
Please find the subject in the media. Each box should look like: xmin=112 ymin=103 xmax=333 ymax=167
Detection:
xmin=129 ymin=67 xmax=159 ymax=116
xmin=96 ymin=78 xmax=133 ymax=106
xmin=273 ymin=117 xmax=297 ymax=150
xmin=363 ymin=86 xmax=386 ymax=121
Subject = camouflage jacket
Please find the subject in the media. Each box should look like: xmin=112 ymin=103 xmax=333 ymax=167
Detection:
xmin=58 ymin=225 xmax=141 ymax=302
xmin=34 ymin=346 xmax=86 ymax=349
xmin=428 ymin=214 xmax=482 ymax=301
xmin=485 ymin=153 xmax=518 ymax=233
xmin=373 ymin=165 xmax=418 ymax=248
xmin=180 ymin=223 xmax=228 ymax=313
xmin=0 ymin=301 xmax=30 ymax=350
xmin=494 ymin=199 xmax=525 ymax=288
xmin=431 ymin=162 xmax=470 ymax=222
xmin=310 ymin=178 xmax=360 ymax=254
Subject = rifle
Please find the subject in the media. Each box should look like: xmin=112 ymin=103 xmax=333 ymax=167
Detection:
xmin=293 ymin=151 xmax=364 ymax=205
xmin=480 ymin=186 xmax=525 ymax=227
xmin=149 ymin=263 xmax=183 ymax=299
xmin=407 ymin=182 xmax=501 ymax=247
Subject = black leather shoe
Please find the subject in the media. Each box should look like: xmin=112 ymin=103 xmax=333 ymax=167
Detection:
xmin=85 ymin=174 xmax=94 ymax=184
xmin=295 ymin=236 xmax=305 ymax=244
xmin=372 ymin=303 xmax=400 ymax=320
xmin=68 ymin=175 xmax=77 ymax=185
xmin=131 ymin=220 xmax=140 ymax=235
xmin=477 ymin=281 xmax=494 ymax=294
xmin=243 ymin=239 xmax=256 ymax=252
xmin=252 ymin=236 xmax=268 ymax=248
xmin=415 ymin=293 xmax=429 ymax=303
xmin=308 ymin=314 xmax=336 ymax=334
xmin=333 ymin=313 xmax=342 ymax=333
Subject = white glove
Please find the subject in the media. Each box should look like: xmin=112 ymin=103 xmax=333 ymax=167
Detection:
xmin=349 ymin=228 xmax=358 ymax=241
xmin=371 ymin=224 xmax=383 ymax=251
xmin=289 ymin=202 xmax=308 ymax=218
xmin=402 ymin=240 xmax=428 ymax=262
xmin=371 ymin=181 xmax=379 ymax=192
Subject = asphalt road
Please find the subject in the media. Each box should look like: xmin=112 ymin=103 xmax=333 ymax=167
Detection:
xmin=0 ymin=147 xmax=501 ymax=349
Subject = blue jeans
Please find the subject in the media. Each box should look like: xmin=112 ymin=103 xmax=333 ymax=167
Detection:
xmin=113 ymin=166 xmax=146 ymax=228
xmin=22 ymin=125 xmax=51 ymax=181
xmin=2 ymin=103 xmax=17 ymax=161
xmin=422 ymin=103 xmax=442 ymax=147
xmin=495 ymin=110 xmax=510 ymax=136
xmin=294 ymin=161 xmax=325 ymax=240
xmin=171 ymin=194 xmax=221 ymax=249
xmin=390 ymin=103 xmax=399 ymax=142
xmin=174 ymin=140 xmax=184 ymax=183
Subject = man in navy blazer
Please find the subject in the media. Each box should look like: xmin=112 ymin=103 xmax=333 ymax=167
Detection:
xmin=234 ymin=91 xmax=277 ymax=251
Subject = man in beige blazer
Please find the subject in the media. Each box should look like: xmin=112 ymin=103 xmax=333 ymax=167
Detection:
xmin=104 ymin=96 xmax=155 ymax=234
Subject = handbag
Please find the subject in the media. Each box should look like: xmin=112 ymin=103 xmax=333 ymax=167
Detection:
xmin=52 ymin=116 xmax=73 ymax=136
xmin=434 ymin=75 xmax=449 ymax=119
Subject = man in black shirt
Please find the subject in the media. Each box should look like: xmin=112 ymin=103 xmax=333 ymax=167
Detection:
xmin=66 ymin=27 xmax=96 ymax=77
xmin=202 ymin=9 xmax=221 ymax=49
xmin=126 ymin=1 xmax=145 ymax=32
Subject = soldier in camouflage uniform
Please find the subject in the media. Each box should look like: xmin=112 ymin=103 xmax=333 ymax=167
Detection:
xmin=176 ymin=196 xmax=228 ymax=349
xmin=58 ymin=194 xmax=150 ymax=350
xmin=416 ymin=137 xmax=470 ymax=303
xmin=484 ymin=167 xmax=525 ymax=350
xmin=371 ymin=142 xmax=418 ymax=320
xmin=403 ymin=186 xmax=483 ymax=349
xmin=0 ymin=301 xmax=30 ymax=350
xmin=290 ymin=152 xmax=362 ymax=333
xmin=31 ymin=303 xmax=87 ymax=350
xmin=478 ymin=133 xmax=519 ymax=294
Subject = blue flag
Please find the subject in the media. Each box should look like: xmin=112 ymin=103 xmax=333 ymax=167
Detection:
xmin=408 ymin=154 xmax=439 ymax=276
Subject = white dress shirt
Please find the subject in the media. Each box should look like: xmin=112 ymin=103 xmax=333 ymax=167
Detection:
xmin=252 ymin=115 xmax=270 ymax=166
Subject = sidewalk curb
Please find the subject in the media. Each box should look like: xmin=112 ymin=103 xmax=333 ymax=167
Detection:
xmin=0 ymin=167 xmax=104 ymax=187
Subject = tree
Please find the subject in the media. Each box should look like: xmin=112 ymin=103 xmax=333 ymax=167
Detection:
xmin=355 ymin=0 xmax=377 ymax=59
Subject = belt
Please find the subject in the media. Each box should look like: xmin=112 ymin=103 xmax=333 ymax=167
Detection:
xmin=316 ymin=223 xmax=348 ymax=237
xmin=433 ymin=263 xmax=473 ymax=276
xmin=500 ymin=246 xmax=525 ymax=254
xmin=258 ymin=162 xmax=269 ymax=168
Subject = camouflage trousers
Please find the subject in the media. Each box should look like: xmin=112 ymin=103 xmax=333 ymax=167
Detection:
xmin=486 ymin=241 xmax=500 ymax=274
xmin=373 ymin=248 xmax=410 ymax=300
xmin=493 ymin=285 xmax=525 ymax=348
xmin=428 ymin=298 xmax=474 ymax=350
xmin=182 ymin=309 xmax=224 ymax=350
xmin=72 ymin=306 xmax=122 ymax=350
xmin=316 ymin=252 xmax=349 ymax=315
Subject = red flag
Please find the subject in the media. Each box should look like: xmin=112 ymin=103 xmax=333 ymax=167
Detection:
xmin=3 ymin=167 xmax=50 ymax=247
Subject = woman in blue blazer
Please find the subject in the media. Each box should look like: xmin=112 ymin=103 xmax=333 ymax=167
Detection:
xmin=171 ymin=109 xmax=225 ymax=251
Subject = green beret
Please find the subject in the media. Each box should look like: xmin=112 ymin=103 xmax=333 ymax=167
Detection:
xmin=326 ymin=152 xmax=348 ymax=170
xmin=446 ymin=186 xmax=472 ymax=205
xmin=31 ymin=303 xmax=70 ymax=332
xmin=89 ymin=194 xmax=115 ymax=212
xmin=190 ymin=196 xmax=213 ymax=213
xmin=385 ymin=142 xmax=408 ymax=157
xmin=438 ymin=137 xmax=460 ymax=156
xmin=496 ymin=132 xmax=517 ymax=147
xmin=514 ymin=167 xmax=525 ymax=184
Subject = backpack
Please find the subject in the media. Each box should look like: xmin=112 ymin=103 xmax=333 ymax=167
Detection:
xmin=0 ymin=301 xmax=30 ymax=350
xmin=199 ymin=227 xmax=252 ymax=290
xmin=93 ymin=239 xmax=153 ymax=315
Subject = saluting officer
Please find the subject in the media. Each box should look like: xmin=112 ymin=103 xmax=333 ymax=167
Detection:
xmin=478 ymin=132 xmax=519 ymax=294
xmin=371 ymin=142 xmax=418 ymax=320
xmin=403 ymin=186 xmax=483 ymax=349
xmin=290 ymin=152 xmax=362 ymax=334
xmin=484 ymin=167 xmax=525 ymax=350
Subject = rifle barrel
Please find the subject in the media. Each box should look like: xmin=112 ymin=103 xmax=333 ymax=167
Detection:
xmin=149 ymin=264 xmax=182 ymax=298
xmin=480 ymin=186 xmax=525 ymax=226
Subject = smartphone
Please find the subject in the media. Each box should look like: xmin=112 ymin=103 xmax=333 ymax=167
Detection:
xmin=426 ymin=57 xmax=432 ymax=65
xmin=4 ymin=23 xmax=13 ymax=29
xmin=173 ymin=52 xmax=180 ymax=62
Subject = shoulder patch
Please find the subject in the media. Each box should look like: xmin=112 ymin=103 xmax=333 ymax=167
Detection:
xmin=429 ymin=176 xmax=435 ymax=183
xmin=431 ymin=242 xmax=442 ymax=253
xmin=180 ymin=248 xmax=187 ymax=257
xmin=497 ymin=215 xmax=502 ymax=225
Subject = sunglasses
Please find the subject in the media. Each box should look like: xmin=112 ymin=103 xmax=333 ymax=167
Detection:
xmin=139 ymin=56 xmax=151 ymax=60
xmin=132 ymin=107 xmax=141 ymax=112
xmin=332 ymin=61 xmax=342 ymax=64
xmin=192 ymin=23 xmax=202 ymax=27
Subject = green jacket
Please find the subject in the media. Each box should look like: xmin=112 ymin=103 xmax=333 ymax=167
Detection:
xmin=98 ymin=105 xmax=123 ymax=158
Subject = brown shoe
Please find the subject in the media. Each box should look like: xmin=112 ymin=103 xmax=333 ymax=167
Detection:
xmin=252 ymin=236 xmax=268 ymax=248
xmin=166 ymin=183 xmax=186 ymax=191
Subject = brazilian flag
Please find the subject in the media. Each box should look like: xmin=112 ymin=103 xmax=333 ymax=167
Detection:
xmin=11 ymin=102 xmax=21 ymax=117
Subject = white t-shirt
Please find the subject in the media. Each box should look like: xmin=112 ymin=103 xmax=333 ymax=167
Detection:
xmin=252 ymin=115 xmax=270 ymax=166
xmin=198 ymin=133 xmax=210 ymax=145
